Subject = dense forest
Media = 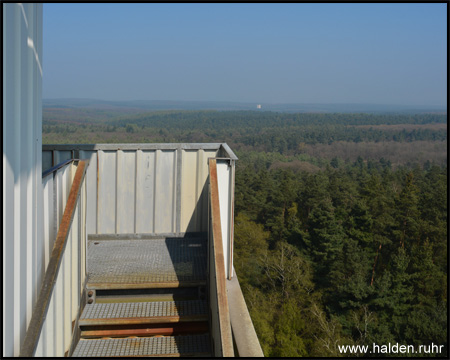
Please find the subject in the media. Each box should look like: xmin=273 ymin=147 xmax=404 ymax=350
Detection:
xmin=43 ymin=108 xmax=447 ymax=357
xmin=234 ymin=159 xmax=447 ymax=357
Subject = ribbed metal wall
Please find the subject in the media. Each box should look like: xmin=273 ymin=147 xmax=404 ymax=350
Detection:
xmin=35 ymin=168 xmax=88 ymax=357
xmin=216 ymin=159 xmax=235 ymax=279
xmin=42 ymin=144 xmax=237 ymax=236
xmin=42 ymin=164 xmax=75 ymax=282
xmin=3 ymin=3 xmax=43 ymax=357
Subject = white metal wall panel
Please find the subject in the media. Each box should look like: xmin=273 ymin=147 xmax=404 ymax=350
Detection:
xmin=42 ymin=162 xmax=72 ymax=274
xmin=3 ymin=3 xmax=43 ymax=357
xmin=154 ymin=150 xmax=177 ymax=233
xmin=135 ymin=150 xmax=156 ymax=233
xmin=80 ymin=150 xmax=97 ymax=234
xmin=97 ymin=150 xmax=117 ymax=233
xmin=55 ymin=164 xmax=73 ymax=232
xmin=116 ymin=150 xmax=136 ymax=233
xmin=180 ymin=149 xmax=217 ymax=232
xmin=41 ymin=145 xmax=232 ymax=237
xmin=42 ymin=175 xmax=54 ymax=270
xmin=35 ymin=172 xmax=88 ymax=356
xmin=180 ymin=150 xmax=199 ymax=232
xmin=201 ymin=150 xmax=217 ymax=230
xmin=216 ymin=160 xmax=232 ymax=279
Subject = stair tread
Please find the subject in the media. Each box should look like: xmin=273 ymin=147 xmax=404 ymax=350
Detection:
xmin=72 ymin=334 xmax=211 ymax=357
xmin=80 ymin=300 xmax=207 ymax=325
xmin=86 ymin=238 xmax=207 ymax=289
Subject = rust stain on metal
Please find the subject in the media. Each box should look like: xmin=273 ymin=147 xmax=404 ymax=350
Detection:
xmin=19 ymin=160 xmax=89 ymax=357
xmin=80 ymin=315 xmax=207 ymax=327
xmin=86 ymin=281 xmax=206 ymax=290
xmin=80 ymin=322 xmax=209 ymax=338
xmin=208 ymin=159 xmax=234 ymax=357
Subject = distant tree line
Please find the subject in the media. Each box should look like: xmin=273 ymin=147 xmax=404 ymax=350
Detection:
xmin=43 ymin=110 xmax=447 ymax=156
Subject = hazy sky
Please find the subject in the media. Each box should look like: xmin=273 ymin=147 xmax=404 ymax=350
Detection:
xmin=43 ymin=3 xmax=447 ymax=106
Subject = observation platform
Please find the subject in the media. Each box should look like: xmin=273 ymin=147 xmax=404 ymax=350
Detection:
xmin=19 ymin=144 xmax=264 ymax=357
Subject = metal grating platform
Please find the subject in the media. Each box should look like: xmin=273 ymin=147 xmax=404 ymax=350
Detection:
xmin=86 ymin=238 xmax=207 ymax=289
xmin=72 ymin=334 xmax=211 ymax=357
xmin=80 ymin=300 xmax=207 ymax=325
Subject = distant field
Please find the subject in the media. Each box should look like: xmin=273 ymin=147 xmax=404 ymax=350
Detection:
xmin=349 ymin=123 xmax=447 ymax=131
xmin=42 ymin=108 xmax=447 ymax=168
xmin=304 ymin=140 xmax=447 ymax=167
xmin=269 ymin=159 xmax=322 ymax=173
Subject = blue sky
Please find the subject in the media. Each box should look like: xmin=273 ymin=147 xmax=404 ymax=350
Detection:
xmin=43 ymin=3 xmax=447 ymax=106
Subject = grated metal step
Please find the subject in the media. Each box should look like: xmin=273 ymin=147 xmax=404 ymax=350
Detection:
xmin=86 ymin=238 xmax=207 ymax=289
xmin=79 ymin=300 xmax=207 ymax=326
xmin=72 ymin=334 xmax=211 ymax=357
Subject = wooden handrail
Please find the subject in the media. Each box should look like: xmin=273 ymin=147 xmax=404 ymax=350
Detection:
xmin=209 ymin=159 xmax=234 ymax=357
xmin=20 ymin=160 xmax=89 ymax=357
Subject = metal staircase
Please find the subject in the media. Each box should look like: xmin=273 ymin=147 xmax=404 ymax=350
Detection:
xmin=72 ymin=236 xmax=211 ymax=357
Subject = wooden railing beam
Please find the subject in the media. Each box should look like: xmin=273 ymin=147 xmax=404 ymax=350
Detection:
xmin=209 ymin=159 xmax=234 ymax=357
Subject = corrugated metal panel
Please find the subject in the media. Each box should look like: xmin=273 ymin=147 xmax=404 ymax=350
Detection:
xmin=42 ymin=163 xmax=72 ymax=271
xmin=79 ymin=150 xmax=97 ymax=234
xmin=34 ymin=163 xmax=88 ymax=356
xmin=97 ymin=150 xmax=116 ymax=233
xmin=216 ymin=160 xmax=233 ymax=279
xmin=154 ymin=149 xmax=177 ymax=233
xmin=3 ymin=3 xmax=43 ymax=357
xmin=135 ymin=149 xmax=156 ymax=233
xmin=116 ymin=150 xmax=136 ymax=233
xmin=42 ymin=144 xmax=230 ymax=236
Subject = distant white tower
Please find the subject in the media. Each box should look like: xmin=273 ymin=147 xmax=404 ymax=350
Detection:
xmin=256 ymin=104 xmax=262 ymax=109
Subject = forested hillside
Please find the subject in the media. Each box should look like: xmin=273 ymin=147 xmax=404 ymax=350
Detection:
xmin=43 ymin=108 xmax=447 ymax=356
